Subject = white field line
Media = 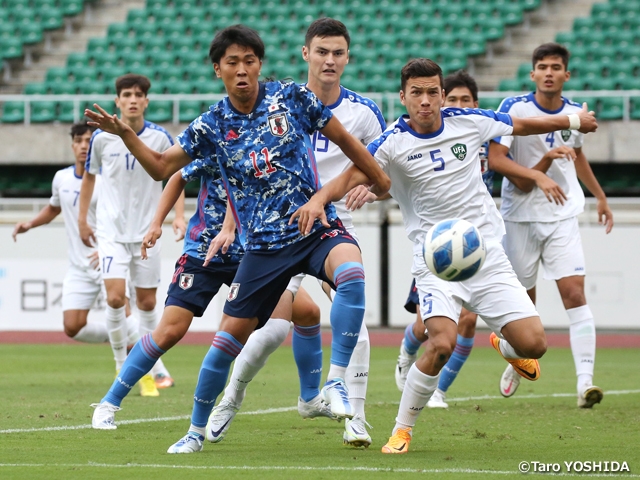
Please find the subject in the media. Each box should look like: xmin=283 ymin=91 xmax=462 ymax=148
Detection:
xmin=0 ymin=463 xmax=638 ymax=477
xmin=2 ymin=389 xmax=639 ymax=435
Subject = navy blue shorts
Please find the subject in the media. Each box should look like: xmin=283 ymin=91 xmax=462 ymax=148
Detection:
xmin=404 ymin=278 xmax=419 ymax=314
xmin=223 ymin=219 xmax=359 ymax=328
xmin=166 ymin=254 xmax=239 ymax=317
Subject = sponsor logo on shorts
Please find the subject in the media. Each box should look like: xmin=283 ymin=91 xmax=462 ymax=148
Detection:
xmin=179 ymin=273 xmax=194 ymax=290
xmin=321 ymin=229 xmax=341 ymax=240
xmin=575 ymin=267 xmax=585 ymax=272
xmin=228 ymin=283 xmax=240 ymax=301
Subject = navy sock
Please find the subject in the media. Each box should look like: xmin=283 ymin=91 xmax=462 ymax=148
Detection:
xmin=330 ymin=262 xmax=365 ymax=368
xmin=102 ymin=334 xmax=165 ymax=407
xmin=403 ymin=323 xmax=423 ymax=356
xmin=191 ymin=332 xmax=243 ymax=428
xmin=438 ymin=334 xmax=474 ymax=392
xmin=292 ymin=324 xmax=322 ymax=402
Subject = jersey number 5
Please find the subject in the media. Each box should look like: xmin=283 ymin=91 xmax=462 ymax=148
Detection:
xmin=249 ymin=147 xmax=277 ymax=178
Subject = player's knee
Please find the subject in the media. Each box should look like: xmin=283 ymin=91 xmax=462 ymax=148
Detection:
xmin=520 ymin=333 xmax=547 ymax=359
xmin=136 ymin=298 xmax=157 ymax=312
xmin=429 ymin=333 xmax=456 ymax=362
xmin=106 ymin=294 xmax=126 ymax=309
xmin=292 ymin=300 xmax=321 ymax=327
xmin=63 ymin=322 xmax=82 ymax=338
xmin=63 ymin=312 xmax=86 ymax=338
xmin=155 ymin=324 xmax=187 ymax=350
xmin=561 ymin=288 xmax=586 ymax=310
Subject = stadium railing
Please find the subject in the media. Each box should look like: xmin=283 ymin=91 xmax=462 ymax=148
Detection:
xmin=3 ymin=90 xmax=640 ymax=125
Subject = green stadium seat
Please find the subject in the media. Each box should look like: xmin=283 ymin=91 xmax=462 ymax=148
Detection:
xmin=563 ymin=77 xmax=587 ymax=91
xmin=146 ymin=100 xmax=173 ymax=123
xmin=57 ymin=101 xmax=77 ymax=123
xmin=598 ymin=97 xmax=624 ymax=120
xmin=107 ymin=22 xmax=130 ymax=39
xmin=61 ymin=0 xmax=84 ymax=17
xmin=46 ymin=67 xmax=69 ymax=84
xmin=122 ymin=51 xmax=148 ymax=68
xmin=575 ymin=62 xmax=604 ymax=79
xmin=141 ymin=37 xmax=168 ymax=53
xmin=126 ymin=9 xmax=147 ymax=27
xmin=67 ymin=52 xmax=90 ymax=68
xmin=20 ymin=23 xmax=44 ymax=45
xmin=0 ymin=22 xmax=16 ymax=39
xmin=88 ymin=37 xmax=111 ymax=53
xmin=99 ymin=66 xmax=127 ymax=82
xmin=630 ymin=97 xmax=640 ymax=120
xmin=24 ymin=82 xmax=48 ymax=95
xmin=91 ymin=51 xmax=119 ymax=68
xmin=127 ymin=65 xmax=155 ymax=81
xmin=161 ymin=23 xmax=185 ymax=39
xmin=187 ymin=64 xmax=214 ymax=83
xmin=462 ymin=33 xmax=486 ymax=57
xmin=609 ymin=63 xmax=636 ymax=80
xmin=110 ymin=36 xmax=138 ymax=53
xmin=165 ymin=81 xmax=193 ymax=94
xmin=555 ymin=31 xmax=576 ymax=46
xmin=30 ymin=101 xmax=57 ymax=123
xmin=591 ymin=3 xmax=613 ymax=20
xmin=621 ymin=77 xmax=640 ymax=90
xmin=181 ymin=50 xmax=208 ymax=68
xmin=134 ymin=23 xmax=160 ymax=40
xmin=49 ymin=82 xmax=77 ymax=94
xmin=612 ymin=30 xmax=636 ymax=48
xmin=498 ymin=78 xmax=525 ymax=92
xmin=151 ymin=51 xmax=178 ymax=68
xmin=69 ymin=66 xmax=98 ymax=82
xmin=468 ymin=3 xmax=495 ymax=20
xmin=75 ymin=80 xmax=108 ymax=94
xmin=499 ymin=4 xmax=524 ymax=26
xmin=171 ymin=36 xmax=195 ymax=53
xmin=193 ymin=80 xmax=225 ymax=94
xmin=586 ymin=78 xmax=617 ymax=90
xmin=517 ymin=63 xmax=531 ymax=79
xmin=480 ymin=18 xmax=505 ymax=42
xmin=478 ymin=97 xmax=504 ymax=111
xmin=0 ymin=38 xmax=23 ymax=60
xmin=39 ymin=7 xmax=64 ymax=31
xmin=153 ymin=8 xmax=178 ymax=25
xmin=520 ymin=0 xmax=541 ymax=11
xmin=1 ymin=101 xmax=25 ymax=123
xmin=573 ymin=17 xmax=595 ymax=33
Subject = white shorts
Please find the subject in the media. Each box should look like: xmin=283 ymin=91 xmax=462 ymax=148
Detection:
xmin=62 ymin=265 xmax=104 ymax=311
xmin=97 ymin=237 xmax=162 ymax=289
xmin=412 ymin=240 xmax=539 ymax=334
xmin=503 ymin=218 xmax=586 ymax=290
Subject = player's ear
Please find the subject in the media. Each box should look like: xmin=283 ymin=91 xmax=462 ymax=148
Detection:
xmin=213 ymin=63 xmax=221 ymax=78
xmin=302 ymin=45 xmax=309 ymax=62
xmin=346 ymin=49 xmax=349 ymax=64
xmin=399 ymin=90 xmax=406 ymax=106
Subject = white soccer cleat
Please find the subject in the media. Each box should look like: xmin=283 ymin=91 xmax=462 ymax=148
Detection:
xmin=206 ymin=398 xmax=239 ymax=443
xmin=298 ymin=395 xmax=338 ymax=420
xmin=578 ymin=385 xmax=604 ymax=408
xmin=167 ymin=432 xmax=204 ymax=454
xmin=395 ymin=344 xmax=417 ymax=392
xmin=427 ymin=388 xmax=449 ymax=409
xmin=90 ymin=402 xmax=120 ymax=430
xmin=321 ymin=377 xmax=353 ymax=419
xmin=500 ymin=364 xmax=521 ymax=397
xmin=343 ymin=414 xmax=372 ymax=448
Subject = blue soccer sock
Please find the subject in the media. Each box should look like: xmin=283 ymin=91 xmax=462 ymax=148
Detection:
xmin=328 ymin=262 xmax=365 ymax=376
xmin=102 ymin=334 xmax=165 ymax=407
xmin=292 ymin=323 xmax=322 ymax=402
xmin=438 ymin=334 xmax=474 ymax=393
xmin=403 ymin=323 xmax=423 ymax=356
xmin=191 ymin=332 xmax=243 ymax=428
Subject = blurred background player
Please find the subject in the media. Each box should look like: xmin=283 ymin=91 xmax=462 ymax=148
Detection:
xmin=79 ymin=74 xmax=175 ymax=395
xmin=489 ymin=43 xmax=614 ymax=408
xmin=207 ymin=18 xmax=386 ymax=448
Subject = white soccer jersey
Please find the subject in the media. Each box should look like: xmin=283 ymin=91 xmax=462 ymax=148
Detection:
xmin=496 ymin=92 xmax=585 ymax=222
xmin=368 ymin=109 xmax=514 ymax=247
xmin=50 ymin=166 xmax=101 ymax=270
xmin=86 ymin=121 xmax=174 ymax=242
xmin=311 ymin=86 xmax=386 ymax=227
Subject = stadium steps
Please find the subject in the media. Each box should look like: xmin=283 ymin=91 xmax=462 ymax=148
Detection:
xmin=0 ymin=0 xmax=144 ymax=94
xmin=473 ymin=0 xmax=602 ymax=90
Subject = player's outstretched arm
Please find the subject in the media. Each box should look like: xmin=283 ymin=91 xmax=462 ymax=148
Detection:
xmin=172 ymin=191 xmax=187 ymax=241
xmin=319 ymin=116 xmax=391 ymax=195
xmin=574 ymin=147 xmax=614 ymax=233
xmin=85 ymin=104 xmax=192 ymax=180
xmin=489 ymin=142 xmax=567 ymax=205
xmin=142 ymin=171 xmax=187 ymax=259
xmin=78 ymin=171 xmax=97 ymax=247
xmin=12 ymin=204 xmax=61 ymax=242
xmin=203 ymin=200 xmax=237 ymax=266
xmin=511 ymin=102 xmax=597 ymax=136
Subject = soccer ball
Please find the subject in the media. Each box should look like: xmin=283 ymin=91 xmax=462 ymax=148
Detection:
xmin=422 ymin=218 xmax=486 ymax=282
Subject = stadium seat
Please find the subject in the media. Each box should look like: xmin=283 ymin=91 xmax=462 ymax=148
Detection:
xmin=165 ymin=81 xmax=193 ymax=94
xmin=146 ymin=100 xmax=173 ymax=123
xmin=499 ymin=4 xmax=524 ymax=26
xmin=1 ymin=101 xmax=25 ymax=123
xmin=69 ymin=66 xmax=98 ymax=83
xmin=479 ymin=97 xmax=504 ymax=111
xmin=20 ymin=23 xmax=43 ymax=45
xmin=57 ymin=101 xmax=77 ymax=123
xmin=24 ymin=83 xmax=48 ymax=95
xmin=598 ymin=97 xmax=624 ymax=120
xmin=481 ymin=18 xmax=506 ymax=42
xmin=630 ymin=97 xmax=640 ymax=120
xmin=49 ymin=82 xmax=77 ymax=94
xmin=110 ymin=36 xmax=139 ymax=53
xmin=30 ymin=101 xmax=57 ymax=123
xmin=39 ymin=7 xmax=64 ymax=31
xmin=107 ymin=23 xmax=130 ymax=40
xmin=88 ymin=37 xmax=110 ymax=53
xmin=67 ymin=52 xmax=90 ymax=68
xmin=46 ymin=67 xmax=69 ymax=84
xmin=91 ymin=51 xmax=119 ymax=68
xmin=61 ymin=0 xmax=84 ymax=18
xmin=516 ymin=63 xmax=531 ymax=79
xmin=126 ymin=9 xmax=147 ymax=27
xmin=134 ymin=22 xmax=160 ymax=40
xmin=122 ymin=51 xmax=148 ymax=68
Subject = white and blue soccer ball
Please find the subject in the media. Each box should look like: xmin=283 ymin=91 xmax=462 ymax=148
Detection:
xmin=422 ymin=218 xmax=486 ymax=282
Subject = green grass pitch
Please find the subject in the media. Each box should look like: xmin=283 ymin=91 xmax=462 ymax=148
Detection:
xmin=1 ymin=343 xmax=639 ymax=479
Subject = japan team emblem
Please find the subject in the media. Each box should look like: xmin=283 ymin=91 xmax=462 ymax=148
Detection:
xmin=268 ymin=113 xmax=289 ymax=137
xmin=179 ymin=273 xmax=194 ymax=290
xmin=228 ymin=283 xmax=240 ymax=301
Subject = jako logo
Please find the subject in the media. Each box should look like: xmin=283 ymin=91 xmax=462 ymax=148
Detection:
xmin=408 ymin=153 xmax=423 ymax=161
xmin=310 ymin=368 xmax=322 ymax=374
xmin=342 ymin=332 xmax=359 ymax=337
xmin=354 ymin=372 xmax=368 ymax=378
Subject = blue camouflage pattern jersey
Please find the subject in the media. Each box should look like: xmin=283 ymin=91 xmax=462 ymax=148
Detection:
xmin=480 ymin=141 xmax=494 ymax=195
xmin=181 ymin=159 xmax=244 ymax=264
xmin=177 ymin=81 xmax=337 ymax=251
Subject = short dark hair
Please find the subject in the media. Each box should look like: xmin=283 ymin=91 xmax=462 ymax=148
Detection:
xmin=400 ymin=58 xmax=443 ymax=91
xmin=305 ymin=17 xmax=350 ymax=47
xmin=70 ymin=121 xmax=96 ymax=139
xmin=443 ymin=70 xmax=478 ymax=102
xmin=532 ymin=42 xmax=570 ymax=69
xmin=115 ymin=73 xmax=151 ymax=96
xmin=209 ymin=24 xmax=265 ymax=65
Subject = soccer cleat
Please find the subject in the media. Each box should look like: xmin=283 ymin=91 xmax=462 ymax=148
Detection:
xmin=343 ymin=414 xmax=372 ymax=448
xmin=206 ymin=398 xmax=239 ymax=443
xmin=427 ymin=388 xmax=448 ymax=409
xmin=490 ymin=332 xmax=540 ymax=381
xmin=500 ymin=364 xmax=521 ymax=397
xmin=298 ymin=395 xmax=338 ymax=420
xmin=155 ymin=373 xmax=175 ymax=389
xmin=167 ymin=432 xmax=204 ymax=454
xmin=321 ymin=378 xmax=353 ymax=419
xmin=91 ymin=402 xmax=120 ymax=430
xmin=381 ymin=427 xmax=412 ymax=454
xmin=139 ymin=373 xmax=160 ymax=396
xmin=395 ymin=344 xmax=418 ymax=392
xmin=578 ymin=386 xmax=604 ymax=408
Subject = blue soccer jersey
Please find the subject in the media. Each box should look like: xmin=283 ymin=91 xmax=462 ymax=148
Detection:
xmin=181 ymin=159 xmax=244 ymax=264
xmin=177 ymin=81 xmax=337 ymax=251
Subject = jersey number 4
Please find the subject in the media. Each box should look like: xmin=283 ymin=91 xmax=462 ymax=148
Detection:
xmin=249 ymin=147 xmax=277 ymax=178
xmin=545 ymin=132 xmax=555 ymax=148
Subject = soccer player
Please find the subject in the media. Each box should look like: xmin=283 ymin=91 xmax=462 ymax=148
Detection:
xmin=394 ymin=70 xmax=566 ymax=409
xmin=489 ymin=43 xmax=613 ymax=408
xmin=206 ymin=18 xmax=386 ymax=448
xmin=85 ymin=25 xmax=390 ymax=453
xmin=294 ymin=58 xmax=598 ymax=454
xmin=79 ymin=74 xmax=174 ymax=396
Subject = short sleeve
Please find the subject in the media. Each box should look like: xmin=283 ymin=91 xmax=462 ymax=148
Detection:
xmin=85 ymin=131 xmax=102 ymax=175
xmin=293 ymin=83 xmax=333 ymax=133
xmin=181 ymin=158 xmax=210 ymax=183
xmin=176 ymin=112 xmax=219 ymax=161
xmin=367 ymin=130 xmax=393 ymax=176
xmin=362 ymin=100 xmax=386 ymax=144
xmin=493 ymin=98 xmax=516 ymax=148
xmin=573 ymin=131 xmax=584 ymax=149
xmin=49 ymin=171 xmax=62 ymax=207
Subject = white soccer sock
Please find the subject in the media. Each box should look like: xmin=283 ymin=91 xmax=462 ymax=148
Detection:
xmin=126 ymin=314 xmax=140 ymax=345
xmin=327 ymin=364 xmax=347 ymax=380
xmin=567 ymin=305 xmax=596 ymax=391
xmin=106 ymin=305 xmax=127 ymax=370
xmin=498 ymin=338 xmax=526 ymax=359
xmin=394 ymin=364 xmax=440 ymax=431
xmin=72 ymin=321 xmax=109 ymax=343
xmin=345 ymin=322 xmax=370 ymax=419
xmin=223 ymin=318 xmax=291 ymax=406
xmin=188 ymin=424 xmax=206 ymax=437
